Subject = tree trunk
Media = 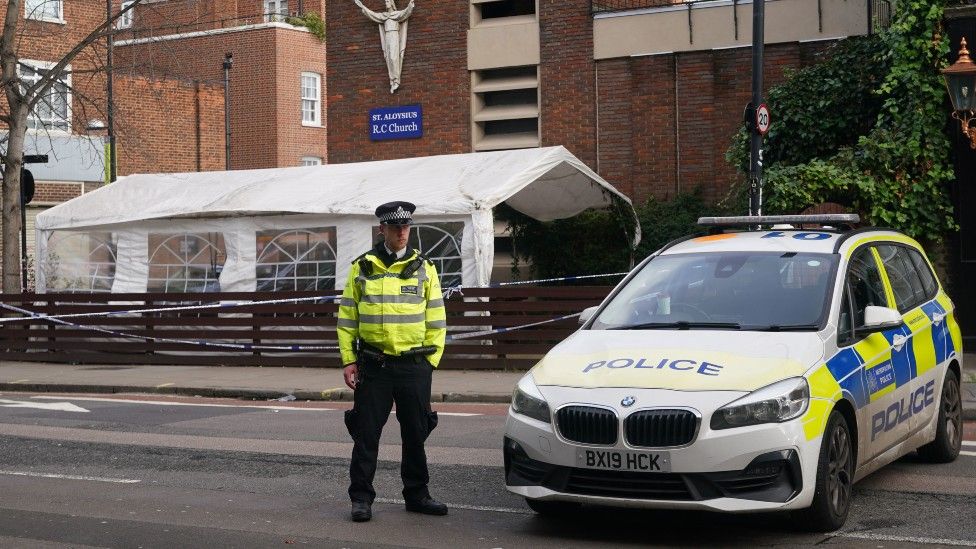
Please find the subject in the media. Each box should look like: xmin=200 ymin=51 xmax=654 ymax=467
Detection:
xmin=2 ymin=106 xmax=28 ymax=293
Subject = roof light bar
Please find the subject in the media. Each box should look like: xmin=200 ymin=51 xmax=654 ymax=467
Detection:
xmin=697 ymin=214 xmax=860 ymax=228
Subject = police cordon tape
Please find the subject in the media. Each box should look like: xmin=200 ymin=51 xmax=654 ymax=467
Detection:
xmin=0 ymin=301 xmax=580 ymax=351
xmin=0 ymin=270 xmax=621 ymax=351
xmin=0 ymin=271 xmax=628 ymax=325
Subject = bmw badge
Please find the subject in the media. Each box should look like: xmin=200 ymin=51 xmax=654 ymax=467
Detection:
xmin=621 ymin=396 xmax=636 ymax=407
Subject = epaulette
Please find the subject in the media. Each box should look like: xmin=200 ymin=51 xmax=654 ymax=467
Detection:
xmin=352 ymin=250 xmax=375 ymax=276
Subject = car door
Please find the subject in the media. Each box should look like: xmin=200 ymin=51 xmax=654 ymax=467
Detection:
xmin=876 ymin=244 xmax=942 ymax=436
xmin=835 ymin=245 xmax=905 ymax=463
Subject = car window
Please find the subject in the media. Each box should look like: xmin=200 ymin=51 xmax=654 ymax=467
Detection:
xmin=847 ymin=247 xmax=887 ymax=328
xmin=837 ymin=286 xmax=854 ymax=344
xmin=906 ymin=247 xmax=939 ymax=298
xmin=590 ymin=251 xmax=837 ymax=330
xmin=876 ymin=244 xmax=927 ymax=312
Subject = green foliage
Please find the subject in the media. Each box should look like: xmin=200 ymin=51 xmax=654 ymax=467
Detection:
xmin=287 ymin=11 xmax=326 ymax=41
xmin=727 ymin=0 xmax=957 ymax=242
xmin=496 ymin=191 xmax=726 ymax=282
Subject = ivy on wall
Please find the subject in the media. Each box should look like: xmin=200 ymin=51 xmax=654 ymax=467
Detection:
xmin=727 ymin=0 xmax=956 ymax=242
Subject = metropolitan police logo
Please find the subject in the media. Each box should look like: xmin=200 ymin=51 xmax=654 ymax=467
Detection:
xmin=621 ymin=396 xmax=636 ymax=407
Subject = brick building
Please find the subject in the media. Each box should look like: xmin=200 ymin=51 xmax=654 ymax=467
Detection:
xmin=114 ymin=0 xmax=329 ymax=169
xmin=0 ymin=0 xmax=226 ymax=285
xmin=325 ymin=0 xmax=875 ymax=205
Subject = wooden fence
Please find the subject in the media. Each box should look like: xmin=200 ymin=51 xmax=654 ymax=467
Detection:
xmin=0 ymin=287 xmax=611 ymax=369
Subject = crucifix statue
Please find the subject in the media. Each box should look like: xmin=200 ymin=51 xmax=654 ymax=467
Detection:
xmin=353 ymin=0 xmax=416 ymax=93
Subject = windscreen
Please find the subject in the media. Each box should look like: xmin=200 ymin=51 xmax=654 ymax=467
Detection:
xmin=590 ymin=252 xmax=838 ymax=331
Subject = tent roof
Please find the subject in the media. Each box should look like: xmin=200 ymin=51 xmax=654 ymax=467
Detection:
xmin=36 ymin=146 xmax=637 ymax=233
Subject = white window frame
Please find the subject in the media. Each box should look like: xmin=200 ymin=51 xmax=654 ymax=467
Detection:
xmin=301 ymin=72 xmax=322 ymax=127
xmin=300 ymin=156 xmax=322 ymax=166
xmin=18 ymin=59 xmax=72 ymax=134
xmin=24 ymin=0 xmax=64 ymax=23
xmin=117 ymin=0 xmax=135 ymax=29
xmin=265 ymin=0 xmax=289 ymax=22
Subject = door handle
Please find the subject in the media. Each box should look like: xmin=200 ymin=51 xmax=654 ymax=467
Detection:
xmin=892 ymin=334 xmax=908 ymax=351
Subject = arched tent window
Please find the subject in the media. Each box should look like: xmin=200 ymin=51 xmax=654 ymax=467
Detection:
xmin=43 ymin=231 xmax=117 ymax=292
xmin=147 ymin=233 xmax=225 ymax=293
xmin=411 ymin=223 xmax=462 ymax=288
xmin=255 ymin=227 xmax=337 ymax=291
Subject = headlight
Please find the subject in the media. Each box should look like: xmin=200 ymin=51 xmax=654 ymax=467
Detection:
xmin=511 ymin=374 xmax=551 ymax=423
xmin=710 ymin=377 xmax=809 ymax=430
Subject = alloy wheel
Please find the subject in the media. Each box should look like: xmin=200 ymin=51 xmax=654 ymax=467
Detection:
xmin=826 ymin=423 xmax=852 ymax=515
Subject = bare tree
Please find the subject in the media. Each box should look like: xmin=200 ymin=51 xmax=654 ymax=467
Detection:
xmin=0 ymin=0 xmax=143 ymax=293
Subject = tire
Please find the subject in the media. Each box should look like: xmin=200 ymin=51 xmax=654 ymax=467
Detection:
xmin=917 ymin=370 xmax=963 ymax=463
xmin=792 ymin=410 xmax=854 ymax=532
xmin=524 ymin=498 xmax=581 ymax=516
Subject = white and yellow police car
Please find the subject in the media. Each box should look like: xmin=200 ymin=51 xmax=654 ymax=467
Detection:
xmin=504 ymin=215 xmax=964 ymax=531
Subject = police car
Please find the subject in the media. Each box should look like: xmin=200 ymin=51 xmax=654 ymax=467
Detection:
xmin=504 ymin=215 xmax=964 ymax=531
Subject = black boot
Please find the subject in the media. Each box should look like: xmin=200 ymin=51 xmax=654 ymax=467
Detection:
xmin=405 ymin=496 xmax=448 ymax=516
xmin=351 ymin=500 xmax=372 ymax=522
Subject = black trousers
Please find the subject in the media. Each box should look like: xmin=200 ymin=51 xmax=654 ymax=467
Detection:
xmin=345 ymin=355 xmax=438 ymax=504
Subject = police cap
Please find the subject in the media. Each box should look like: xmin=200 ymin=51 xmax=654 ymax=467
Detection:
xmin=375 ymin=201 xmax=415 ymax=225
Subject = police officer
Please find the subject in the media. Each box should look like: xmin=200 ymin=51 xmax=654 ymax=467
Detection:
xmin=338 ymin=201 xmax=448 ymax=523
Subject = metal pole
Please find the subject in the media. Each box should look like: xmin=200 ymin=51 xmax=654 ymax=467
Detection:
xmin=107 ymin=0 xmax=117 ymax=182
xmin=223 ymin=53 xmax=233 ymax=170
xmin=748 ymin=0 xmax=764 ymax=216
xmin=20 ymin=185 xmax=27 ymax=292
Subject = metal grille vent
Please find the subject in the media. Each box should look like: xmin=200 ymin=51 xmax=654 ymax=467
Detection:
xmin=556 ymin=406 xmax=618 ymax=445
xmin=624 ymin=409 xmax=698 ymax=447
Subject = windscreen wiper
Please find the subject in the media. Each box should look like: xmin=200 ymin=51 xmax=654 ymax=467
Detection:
xmin=609 ymin=321 xmax=742 ymax=330
xmin=756 ymin=324 xmax=821 ymax=331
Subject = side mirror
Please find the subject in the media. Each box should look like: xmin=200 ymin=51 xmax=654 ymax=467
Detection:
xmin=579 ymin=305 xmax=599 ymax=326
xmin=855 ymin=305 xmax=903 ymax=335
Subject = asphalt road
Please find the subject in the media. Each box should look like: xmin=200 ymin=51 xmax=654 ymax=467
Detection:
xmin=0 ymin=392 xmax=974 ymax=548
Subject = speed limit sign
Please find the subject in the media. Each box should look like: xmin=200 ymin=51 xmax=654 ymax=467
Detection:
xmin=756 ymin=103 xmax=771 ymax=135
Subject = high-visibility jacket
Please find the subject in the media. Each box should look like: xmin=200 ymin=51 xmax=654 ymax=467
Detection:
xmin=337 ymin=247 xmax=447 ymax=367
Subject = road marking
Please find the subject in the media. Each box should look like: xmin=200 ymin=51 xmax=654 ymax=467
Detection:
xmin=837 ymin=531 xmax=976 ymax=546
xmin=155 ymin=382 xmax=175 ymax=388
xmin=961 ymin=451 xmax=976 ymax=457
xmin=9 ymin=380 xmax=30 ymax=384
xmin=375 ymin=497 xmax=531 ymax=515
xmin=0 ymin=470 xmax=140 ymax=484
xmin=30 ymin=396 xmax=334 ymax=412
xmin=0 ymin=399 xmax=89 ymax=413
xmin=962 ymin=440 xmax=976 ymax=447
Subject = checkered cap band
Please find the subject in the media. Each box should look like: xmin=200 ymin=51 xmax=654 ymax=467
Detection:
xmin=378 ymin=206 xmax=412 ymax=224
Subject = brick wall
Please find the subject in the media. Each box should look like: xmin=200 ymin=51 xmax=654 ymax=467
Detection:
xmin=114 ymin=75 xmax=227 ymax=175
xmin=596 ymin=40 xmax=840 ymax=205
xmin=116 ymin=25 xmax=327 ymax=169
xmin=539 ymin=0 xmax=596 ymax=167
xmin=122 ymin=0 xmax=327 ymax=37
xmin=326 ymin=0 xmax=469 ymax=163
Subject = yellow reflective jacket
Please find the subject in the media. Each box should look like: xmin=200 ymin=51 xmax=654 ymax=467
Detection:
xmin=337 ymin=247 xmax=447 ymax=367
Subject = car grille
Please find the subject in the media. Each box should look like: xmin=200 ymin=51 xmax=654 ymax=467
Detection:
xmin=564 ymin=468 xmax=693 ymax=500
xmin=624 ymin=409 xmax=698 ymax=447
xmin=556 ymin=406 xmax=618 ymax=445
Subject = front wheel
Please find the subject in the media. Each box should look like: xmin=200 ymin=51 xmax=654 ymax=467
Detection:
xmin=792 ymin=410 xmax=853 ymax=532
xmin=917 ymin=369 xmax=963 ymax=463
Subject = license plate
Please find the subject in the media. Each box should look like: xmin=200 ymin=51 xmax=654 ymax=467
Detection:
xmin=576 ymin=449 xmax=671 ymax=472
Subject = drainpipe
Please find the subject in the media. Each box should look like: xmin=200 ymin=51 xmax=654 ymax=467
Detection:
xmin=223 ymin=52 xmax=233 ymax=170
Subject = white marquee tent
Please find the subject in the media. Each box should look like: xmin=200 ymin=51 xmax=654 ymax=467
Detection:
xmin=34 ymin=146 xmax=639 ymax=294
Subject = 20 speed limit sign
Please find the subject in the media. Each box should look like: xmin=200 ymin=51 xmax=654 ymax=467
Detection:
xmin=756 ymin=103 xmax=771 ymax=135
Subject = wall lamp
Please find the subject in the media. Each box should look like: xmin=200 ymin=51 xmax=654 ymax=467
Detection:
xmin=942 ymin=38 xmax=976 ymax=149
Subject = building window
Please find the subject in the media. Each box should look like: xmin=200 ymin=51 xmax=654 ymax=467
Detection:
xmin=472 ymin=66 xmax=539 ymax=151
xmin=301 ymin=72 xmax=321 ymax=126
xmin=19 ymin=60 xmax=71 ymax=132
xmin=117 ymin=0 xmax=135 ymax=29
xmin=25 ymin=0 xmax=63 ymax=22
xmin=300 ymin=156 xmax=322 ymax=166
xmin=265 ymin=0 xmax=289 ymax=22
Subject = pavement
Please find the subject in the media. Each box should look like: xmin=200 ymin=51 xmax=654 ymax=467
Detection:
xmin=0 ymin=357 xmax=974 ymax=419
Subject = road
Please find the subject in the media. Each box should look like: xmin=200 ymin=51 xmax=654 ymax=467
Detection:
xmin=0 ymin=392 xmax=974 ymax=548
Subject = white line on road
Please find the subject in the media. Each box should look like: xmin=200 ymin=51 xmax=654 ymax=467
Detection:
xmin=961 ymin=451 xmax=976 ymax=457
xmin=0 ymin=399 xmax=89 ymax=413
xmin=374 ymin=497 xmax=531 ymax=515
xmin=837 ymin=531 xmax=976 ymax=546
xmin=962 ymin=440 xmax=976 ymax=447
xmin=0 ymin=470 xmax=140 ymax=484
xmin=28 ymin=396 xmax=482 ymax=416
